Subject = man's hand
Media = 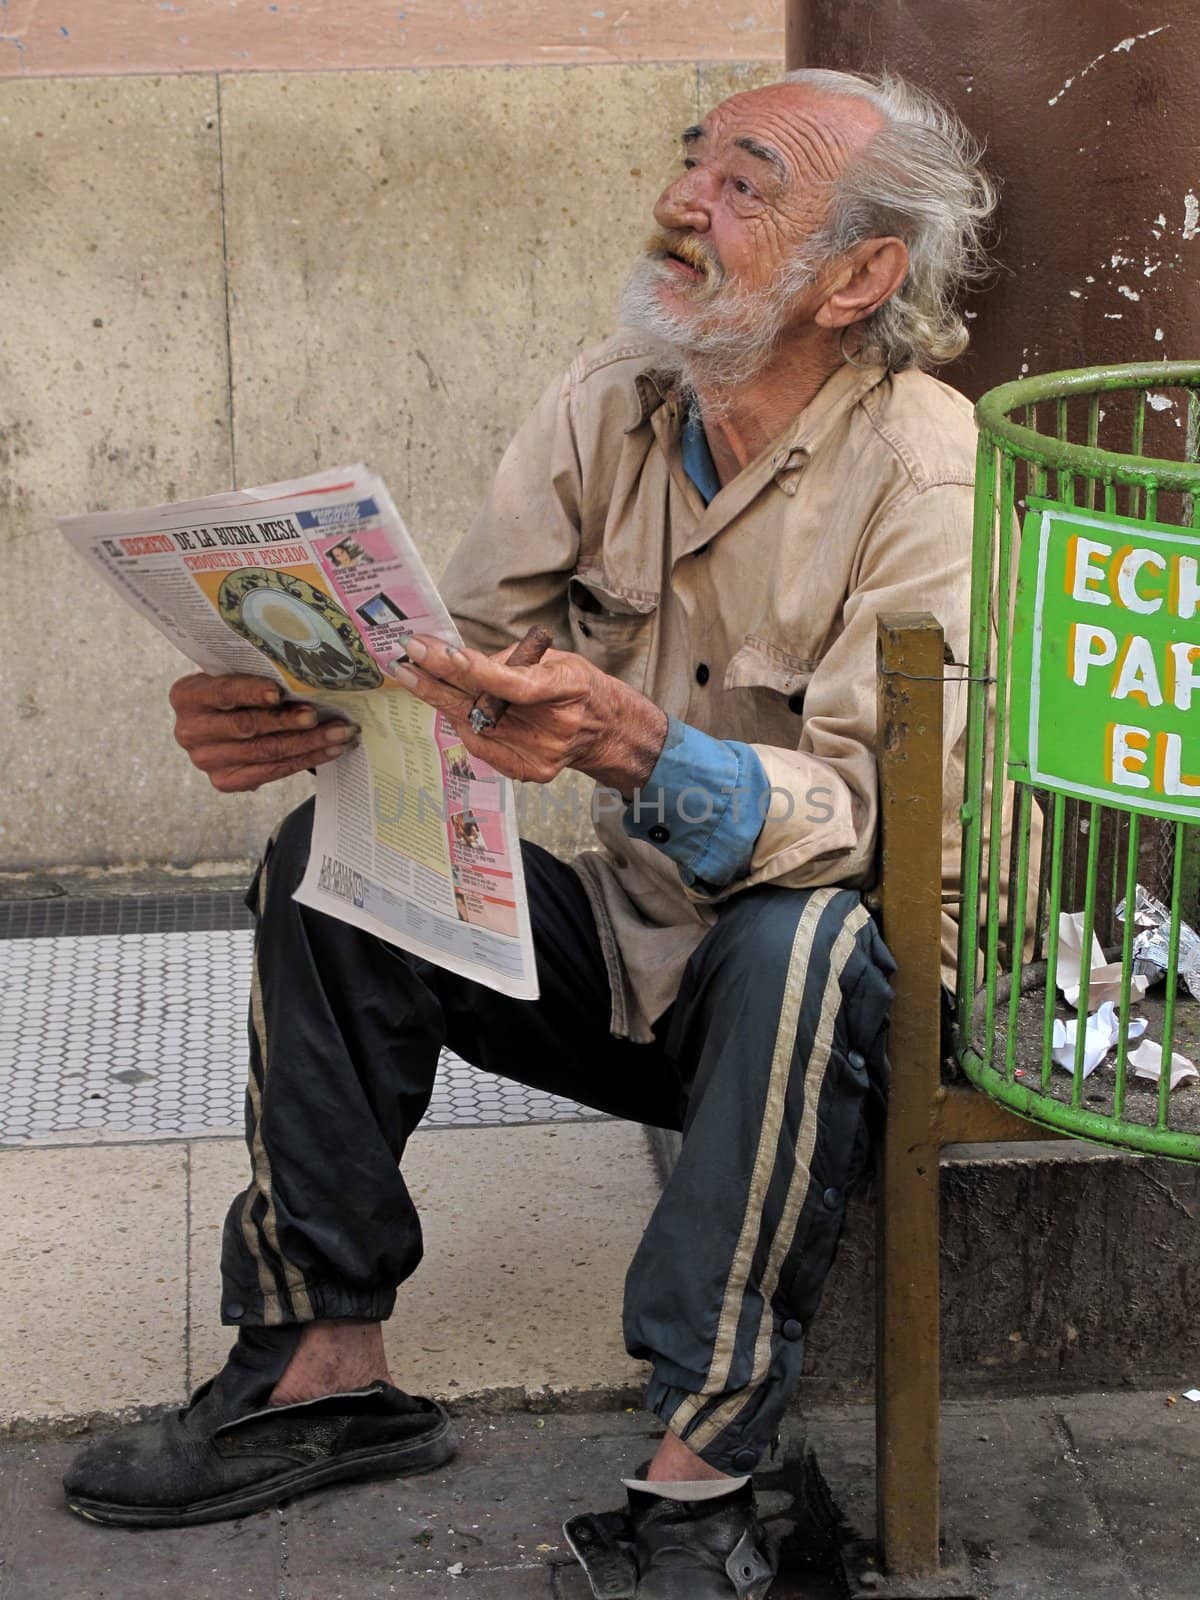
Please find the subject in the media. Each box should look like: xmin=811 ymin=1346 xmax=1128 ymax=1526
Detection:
xmin=393 ymin=636 xmax=667 ymax=796
xmin=169 ymin=673 xmax=358 ymax=793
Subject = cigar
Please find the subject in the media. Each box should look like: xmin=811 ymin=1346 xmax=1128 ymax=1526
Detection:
xmin=469 ymin=624 xmax=553 ymax=735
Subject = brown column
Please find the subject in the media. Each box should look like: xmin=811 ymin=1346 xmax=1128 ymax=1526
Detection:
xmin=787 ymin=0 xmax=1200 ymax=401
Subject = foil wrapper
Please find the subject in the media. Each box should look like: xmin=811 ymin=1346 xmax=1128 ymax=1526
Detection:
xmin=1115 ymin=884 xmax=1200 ymax=1001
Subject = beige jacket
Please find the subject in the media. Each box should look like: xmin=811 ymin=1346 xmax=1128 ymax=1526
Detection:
xmin=440 ymin=335 xmax=977 ymax=1039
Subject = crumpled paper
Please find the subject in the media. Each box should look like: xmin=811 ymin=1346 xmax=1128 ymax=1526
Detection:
xmin=1128 ymin=1039 xmax=1200 ymax=1091
xmin=1056 ymin=912 xmax=1149 ymax=1009
xmin=1050 ymin=999 xmax=1197 ymax=1090
xmin=1052 ymin=1001 xmax=1147 ymax=1078
xmin=1115 ymin=884 xmax=1200 ymax=1001
xmin=1052 ymin=900 xmax=1198 ymax=1092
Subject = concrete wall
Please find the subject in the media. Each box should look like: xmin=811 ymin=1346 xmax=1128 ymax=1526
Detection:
xmin=0 ymin=59 xmax=777 ymax=875
xmin=1 ymin=3 xmax=781 ymax=76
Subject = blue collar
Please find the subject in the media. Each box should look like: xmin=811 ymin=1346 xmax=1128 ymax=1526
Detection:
xmin=680 ymin=407 xmax=721 ymax=506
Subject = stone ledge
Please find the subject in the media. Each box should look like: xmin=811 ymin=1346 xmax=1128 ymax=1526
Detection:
xmin=648 ymin=1126 xmax=1200 ymax=1398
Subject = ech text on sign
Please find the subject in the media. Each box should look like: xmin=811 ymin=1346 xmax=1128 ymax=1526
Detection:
xmin=1009 ymin=501 xmax=1200 ymax=819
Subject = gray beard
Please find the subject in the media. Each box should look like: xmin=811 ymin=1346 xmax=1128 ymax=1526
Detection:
xmin=619 ymin=253 xmax=817 ymax=406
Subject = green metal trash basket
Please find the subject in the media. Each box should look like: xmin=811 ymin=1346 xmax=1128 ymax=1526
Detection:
xmin=956 ymin=361 xmax=1200 ymax=1162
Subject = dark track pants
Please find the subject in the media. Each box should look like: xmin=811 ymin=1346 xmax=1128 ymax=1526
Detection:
xmin=221 ymin=798 xmax=894 ymax=1474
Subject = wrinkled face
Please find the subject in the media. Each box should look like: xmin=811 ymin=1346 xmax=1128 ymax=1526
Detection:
xmin=622 ymin=84 xmax=883 ymax=386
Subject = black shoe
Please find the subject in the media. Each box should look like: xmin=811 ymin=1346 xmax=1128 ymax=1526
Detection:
xmin=564 ymin=1478 xmax=776 ymax=1598
xmin=63 ymin=1330 xmax=456 ymax=1528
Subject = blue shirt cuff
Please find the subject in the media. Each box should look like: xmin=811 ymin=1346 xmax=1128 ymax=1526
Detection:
xmin=622 ymin=717 xmax=772 ymax=889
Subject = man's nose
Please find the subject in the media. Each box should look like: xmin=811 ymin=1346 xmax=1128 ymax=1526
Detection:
xmin=653 ymin=168 xmax=714 ymax=233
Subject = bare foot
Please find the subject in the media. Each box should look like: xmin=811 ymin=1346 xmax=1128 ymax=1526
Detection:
xmin=646 ymin=1428 xmax=734 ymax=1484
xmin=269 ymin=1320 xmax=392 ymax=1407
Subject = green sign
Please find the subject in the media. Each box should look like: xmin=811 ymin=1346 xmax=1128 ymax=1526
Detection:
xmin=1009 ymin=498 xmax=1200 ymax=820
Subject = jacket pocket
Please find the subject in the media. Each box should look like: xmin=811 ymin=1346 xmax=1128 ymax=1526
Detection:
xmin=722 ymin=635 xmax=813 ymax=744
xmin=567 ymin=569 xmax=658 ymax=691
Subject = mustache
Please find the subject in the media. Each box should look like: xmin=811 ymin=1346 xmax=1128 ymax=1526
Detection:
xmin=643 ymin=229 xmax=723 ymax=281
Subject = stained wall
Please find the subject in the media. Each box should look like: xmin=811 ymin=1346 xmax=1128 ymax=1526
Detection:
xmin=0 ymin=44 xmax=778 ymax=872
xmin=796 ymin=0 xmax=1200 ymax=399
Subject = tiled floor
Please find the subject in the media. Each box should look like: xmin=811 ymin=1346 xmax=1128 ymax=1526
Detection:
xmin=0 ymin=895 xmax=647 ymax=1430
xmin=0 ymin=908 xmax=598 ymax=1146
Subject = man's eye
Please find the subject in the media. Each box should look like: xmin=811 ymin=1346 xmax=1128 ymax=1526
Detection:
xmin=734 ymin=179 xmax=753 ymax=196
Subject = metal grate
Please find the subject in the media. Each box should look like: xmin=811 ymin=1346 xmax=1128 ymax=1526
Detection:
xmin=0 ymin=903 xmax=599 ymax=1147
xmin=0 ymin=891 xmax=255 ymax=941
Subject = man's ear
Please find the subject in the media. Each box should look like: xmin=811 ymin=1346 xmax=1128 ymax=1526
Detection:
xmin=814 ymin=238 xmax=909 ymax=331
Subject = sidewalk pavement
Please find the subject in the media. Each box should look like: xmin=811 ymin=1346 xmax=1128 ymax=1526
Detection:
xmin=5 ymin=1069 xmax=1200 ymax=1598
xmin=4 ymin=1391 xmax=1199 ymax=1599
xmin=0 ymin=1122 xmax=660 ymax=1434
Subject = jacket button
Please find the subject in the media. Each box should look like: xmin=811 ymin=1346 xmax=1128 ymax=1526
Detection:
xmin=648 ymin=824 xmax=670 ymax=844
xmin=781 ymin=1318 xmax=804 ymax=1341
xmin=787 ymin=690 xmax=805 ymax=714
xmin=733 ymin=1448 xmax=758 ymax=1472
xmin=695 ymin=663 xmax=710 ymax=686
xmin=224 ymin=1300 xmax=245 ymax=1319
xmin=822 ymin=1187 xmax=840 ymax=1210
xmin=848 ymin=1050 xmax=865 ymax=1071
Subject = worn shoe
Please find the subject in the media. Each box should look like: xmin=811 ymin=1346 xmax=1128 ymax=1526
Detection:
xmin=564 ymin=1478 xmax=776 ymax=1598
xmin=63 ymin=1328 xmax=456 ymax=1527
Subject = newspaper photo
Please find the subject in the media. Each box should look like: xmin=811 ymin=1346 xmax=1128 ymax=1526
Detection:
xmin=58 ymin=466 xmax=539 ymax=1000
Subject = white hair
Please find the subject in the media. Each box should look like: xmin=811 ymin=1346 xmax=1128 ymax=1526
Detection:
xmin=782 ymin=68 xmax=997 ymax=370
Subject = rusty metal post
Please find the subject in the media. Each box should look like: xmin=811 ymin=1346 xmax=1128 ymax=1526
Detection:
xmin=784 ymin=0 xmax=807 ymax=69
xmin=839 ymin=612 xmax=1031 ymax=1599
xmin=873 ymin=613 xmax=947 ymax=1583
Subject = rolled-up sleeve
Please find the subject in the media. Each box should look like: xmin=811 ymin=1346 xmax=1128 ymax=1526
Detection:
xmin=622 ymin=717 xmax=773 ymax=888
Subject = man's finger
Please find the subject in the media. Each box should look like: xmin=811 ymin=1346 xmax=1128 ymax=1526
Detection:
xmin=210 ymin=745 xmax=345 ymax=793
xmin=188 ymin=723 xmax=356 ymax=773
xmin=439 ymin=710 xmax=566 ymax=785
xmin=394 ymin=662 xmax=476 ymax=719
xmin=404 ymin=636 xmax=571 ymax=708
xmin=451 ymin=645 xmax=572 ymax=707
xmin=401 ymin=636 xmax=485 ymax=695
xmin=170 ymin=672 xmax=285 ymax=714
xmin=176 ymin=703 xmax=319 ymax=746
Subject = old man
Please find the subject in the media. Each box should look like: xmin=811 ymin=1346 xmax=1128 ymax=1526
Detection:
xmin=65 ymin=68 xmax=994 ymax=1599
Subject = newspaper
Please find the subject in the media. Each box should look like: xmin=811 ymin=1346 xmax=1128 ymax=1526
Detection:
xmin=58 ymin=465 xmax=539 ymax=1000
